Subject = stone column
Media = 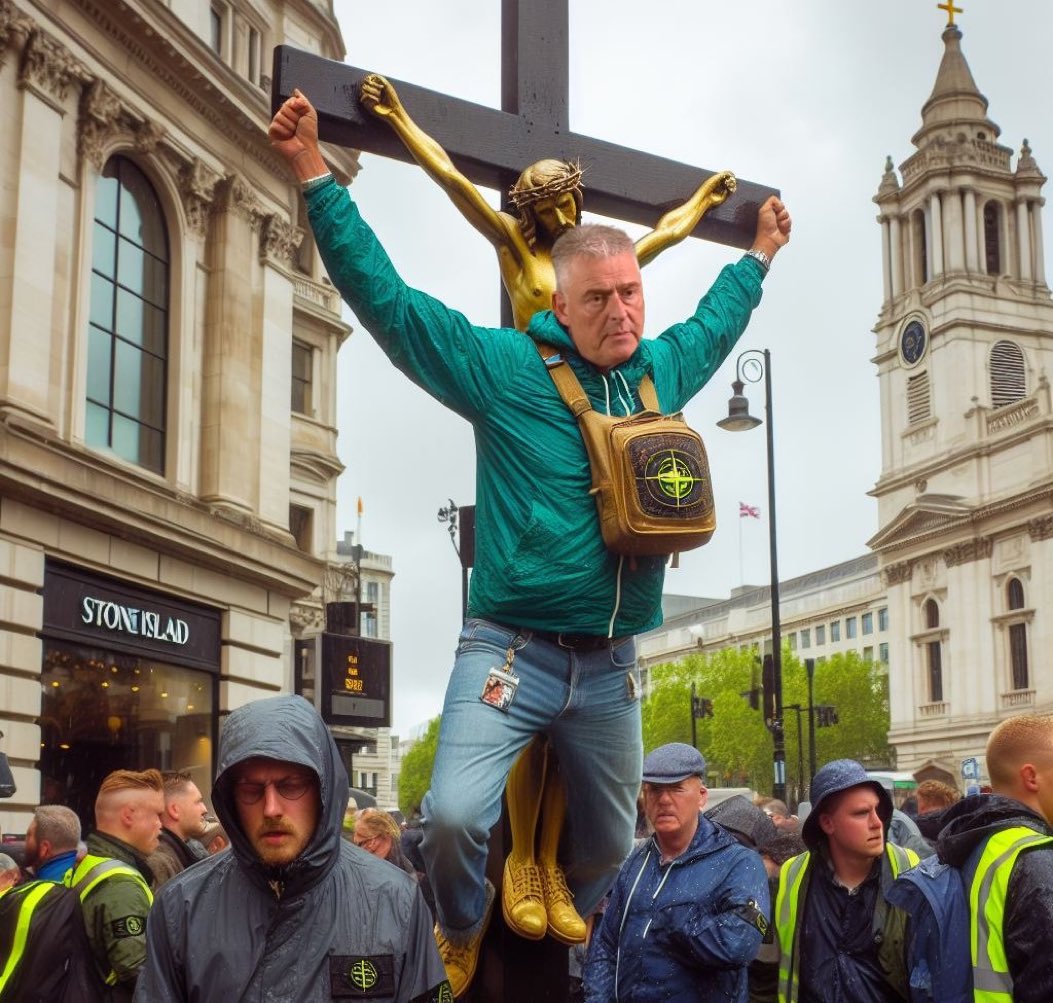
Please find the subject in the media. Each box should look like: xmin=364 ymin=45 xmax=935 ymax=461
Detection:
xmin=963 ymin=188 xmax=978 ymax=272
xmin=1017 ymin=199 xmax=1032 ymax=281
xmin=0 ymin=30 xmax=80 ymax=425
xmin=1032 ymin=201 xmax=1046 ymax=285
xmin=257 ymin=216 xmax=302 ymax=532
xmin=944 ymin=189 xmax=964 ymax=272
xmin=929 ymin=192 xmax=944 ymax=277
xmin=889 ymin=216 xmax=903 ymax=298
xmin=880 ymin=217 xmax=892 ymax=302
xmin=200 ymin=174 xmax=263 ymax=511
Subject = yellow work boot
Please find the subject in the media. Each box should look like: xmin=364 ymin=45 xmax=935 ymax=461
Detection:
xmin=434 ymin=881 xmax=494 ymax=999
xmin=541 ymin=864 xmax=586 ymax=945
xmin=501 ymin=854 xmax=547 ymax=940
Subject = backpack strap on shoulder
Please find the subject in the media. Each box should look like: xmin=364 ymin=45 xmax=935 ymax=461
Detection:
xmin=535 ymin=342 xmax=592 ymax=417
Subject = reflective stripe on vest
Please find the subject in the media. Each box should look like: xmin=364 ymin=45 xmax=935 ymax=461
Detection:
xmin=0 ymin=881 xmax=53 ymax=994
xmin=775 ymin=851 xmax=810 ymax=1003
xmin=774 ymin=842 xmax=917 ymax=1003
xmin=970 ymin=827 xmax=1053 ymax=1003
xmin=64 ymin=853 xmax=153 ymax=986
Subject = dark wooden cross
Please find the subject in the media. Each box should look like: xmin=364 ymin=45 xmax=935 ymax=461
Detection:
xmin=272 ymin=1 xmax=777 ymax=253
xmin=272 ymin=4 xmax=777 ymax=998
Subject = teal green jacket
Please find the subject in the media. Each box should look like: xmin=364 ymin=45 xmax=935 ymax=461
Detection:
xmin=305 ymin=178 xmax=766 ymax=635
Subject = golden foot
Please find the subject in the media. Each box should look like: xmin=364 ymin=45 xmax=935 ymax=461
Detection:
xmin=541 ymin=865 xmax=586 ymax=945
xmin=501 ymin=855 xmax=547 ymax=940
xmin=435 ymin=880 xmax=494 ymax=998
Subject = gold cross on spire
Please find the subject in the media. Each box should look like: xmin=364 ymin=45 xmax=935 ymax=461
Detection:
xmin=938 ymin=0 xmax=963 ymax=26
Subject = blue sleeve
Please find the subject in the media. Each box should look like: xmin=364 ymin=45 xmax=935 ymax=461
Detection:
xmin=648 ymin=255 xmax=765 ymax=414
xmin=304 ymin=177 xmax=524 ymax=420
xmin=653 ymin=850 xmax=771 ymax=971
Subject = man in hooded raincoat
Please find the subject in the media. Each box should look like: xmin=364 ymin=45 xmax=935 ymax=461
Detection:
xmin=134 ymin=695 xmax=449 ymax=1002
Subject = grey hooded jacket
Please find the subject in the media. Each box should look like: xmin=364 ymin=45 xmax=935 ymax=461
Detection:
xmin=134 ymin=695 xmax=449 ymax=1002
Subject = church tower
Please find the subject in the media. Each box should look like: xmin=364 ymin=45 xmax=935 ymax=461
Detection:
xmin=869 ymin=12 xmax=1053 ymax=774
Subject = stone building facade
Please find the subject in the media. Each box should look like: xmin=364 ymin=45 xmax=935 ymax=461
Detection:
xmin=0 ymin=0 xmax=356 ymax=833
xmin=870 ymin=23 xmax=1053 ymax=776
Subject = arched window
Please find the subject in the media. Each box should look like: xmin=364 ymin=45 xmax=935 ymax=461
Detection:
xmin=85 ymin=157 xmax=169 ymax=474
xmin=983 ymin=201 xmax=1002 ymax=275
xmin=1007 ymin=577 xmax=1029 ymax=690
xmin=990 ymin=341 xmax=1027 ymax=408
xmin=913 ymin=209 xmax=928 ymax=285
xmin=924 ymin=599 xmax=943 ymax=703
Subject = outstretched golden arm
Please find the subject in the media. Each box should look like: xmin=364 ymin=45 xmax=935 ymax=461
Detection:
xmin=360 ymin=74 xmax=524 ymax=269
xmin=634 ymin=170 xmax=737 ymax=267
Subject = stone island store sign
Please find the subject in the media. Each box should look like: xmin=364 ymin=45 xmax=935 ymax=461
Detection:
xmin=43 ymin=562 xmax=220 ymax=671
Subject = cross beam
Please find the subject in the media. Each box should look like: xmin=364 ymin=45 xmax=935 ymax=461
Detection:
xmin=272 ymin=3 xmax=778 ymax=250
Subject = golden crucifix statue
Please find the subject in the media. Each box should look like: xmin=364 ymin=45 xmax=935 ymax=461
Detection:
xmin=360 ymin=72 xmax=737 ymax=946
xmin=360 ymin=73 xmax=737 ymax=331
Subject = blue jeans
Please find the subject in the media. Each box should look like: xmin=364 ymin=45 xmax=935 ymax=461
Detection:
xmin=420 ymin=618 xmax=642 ymax=940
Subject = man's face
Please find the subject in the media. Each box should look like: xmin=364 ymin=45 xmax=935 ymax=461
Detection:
xmin=126 ymin=792 xmax=165 ymax=855
xmin=643 ymin=777 xmax=706 ymax=850
xmin=552 ymin=250 xmax=644 ymax=371
xmin=169 ymin=782 xmax=209 ymax=840
xmin=818 ymin=786 xmax=885 ymax=861
xmin=232 ymin=758 xmax=320 ymax=868
xmin=532 ymin=191 xmax=578 ymax=240
xmin=23 ymin=819 xmax=41 ymax=869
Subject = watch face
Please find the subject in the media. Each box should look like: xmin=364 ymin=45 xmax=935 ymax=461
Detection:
xmin=900 ymin=320 xmax=927 ymax=366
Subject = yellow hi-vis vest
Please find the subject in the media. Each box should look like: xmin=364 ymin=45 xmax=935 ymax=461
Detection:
xmin=775 ymin=842 xmax=917 ymax=1003
xmin=64 ymin=853 xmax=153 ymax=987
xmin=0 ymin=880 xmax=54 ymax=997
xmin=970 ymin=826 xmax=1053 ymax=1003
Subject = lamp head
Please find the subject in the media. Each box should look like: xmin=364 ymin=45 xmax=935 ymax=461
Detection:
xmin=717 ymin=380 xmax=762 ymax=432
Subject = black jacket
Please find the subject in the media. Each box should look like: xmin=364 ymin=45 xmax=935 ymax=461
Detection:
xmin=937 ymin=794 xmax=1053 ymax=1003
xmin=0 ymin=879 xmax=105 ymax=1003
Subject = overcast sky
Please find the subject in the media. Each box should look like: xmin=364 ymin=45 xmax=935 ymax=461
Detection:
xmin=323 ymin=0 xmax=1053 ymax=736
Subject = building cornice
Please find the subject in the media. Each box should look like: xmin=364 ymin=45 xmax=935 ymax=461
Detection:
xmin=0 ymin=413 xmax=323 ymax=598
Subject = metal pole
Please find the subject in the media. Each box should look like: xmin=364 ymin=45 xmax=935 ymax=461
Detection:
xmin=806 ymin=657 xmax=817 ymax=792
xmin=764 ymin=350 xmax=786 ymax=803
xmin=795 ymin=707 xmax=804 ymax=806
xmin=691 ymin=682 xmax=698 ymax=750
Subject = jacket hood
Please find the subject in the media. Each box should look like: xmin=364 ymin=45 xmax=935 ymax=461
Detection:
xmin=212 ymin=694 xmax=349 ymax=895
xmin=936 ymin=793 xmax=1052 ymax=867
xmin=526 ymin=309 xmax=652 ymax=393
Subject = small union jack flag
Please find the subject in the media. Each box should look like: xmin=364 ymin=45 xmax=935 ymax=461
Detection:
xmin=739 ymin=502 xmax=760 ymax=519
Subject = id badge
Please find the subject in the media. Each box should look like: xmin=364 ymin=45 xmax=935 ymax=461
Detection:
xmin=480 ymin=666 xmax=519 ymax=712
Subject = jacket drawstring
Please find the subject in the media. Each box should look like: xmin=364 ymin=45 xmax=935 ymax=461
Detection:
xmin=614 ymin=847 xmax=654 ymax=1000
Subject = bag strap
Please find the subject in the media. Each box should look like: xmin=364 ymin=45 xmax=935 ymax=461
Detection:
xmin=535 ymin=342 xmax=659 ymax=415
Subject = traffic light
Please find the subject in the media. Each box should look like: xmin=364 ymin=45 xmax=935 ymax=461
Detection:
xmin=762 ymin=654 xmax=776 ymax=725
xmin=816 ymin=705 xmax=839 ymax=727
xmin=692 ymin=695 xmax=714 ymax=719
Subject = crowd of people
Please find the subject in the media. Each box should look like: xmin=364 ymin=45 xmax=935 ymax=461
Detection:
xmin=4 ymin=701 xmax=1052 ymax=1002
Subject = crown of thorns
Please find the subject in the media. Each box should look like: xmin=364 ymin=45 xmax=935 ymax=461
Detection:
xmin=508 ymin=161 xmax=584 ymax=209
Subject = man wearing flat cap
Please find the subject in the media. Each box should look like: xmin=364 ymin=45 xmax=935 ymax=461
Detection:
xmin=584 ymin=743 xmax=770 ymax=1002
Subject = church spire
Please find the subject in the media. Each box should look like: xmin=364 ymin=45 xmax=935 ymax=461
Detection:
xmin=911 ymin=21 xmax=999 ymax=149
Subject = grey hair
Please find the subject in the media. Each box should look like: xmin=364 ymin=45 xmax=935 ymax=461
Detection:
xmin=551 ymin=223 xmax=635 ymax=290
xmin=34 ymin=804 xmax=81 ymax=851
xmin=0 ymin=853 xmax=18 ymax=872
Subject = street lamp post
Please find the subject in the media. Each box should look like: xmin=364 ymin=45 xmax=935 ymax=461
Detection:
xmin=718 ymin=349 xmax=786 ymax=802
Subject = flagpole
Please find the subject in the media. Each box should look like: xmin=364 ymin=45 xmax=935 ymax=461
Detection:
xmin=738 ymin=508 xmax=745 ymax=587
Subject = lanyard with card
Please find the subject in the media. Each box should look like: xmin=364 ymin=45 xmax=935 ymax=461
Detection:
xmin=480 ymin=645 xmax=519 ymax=712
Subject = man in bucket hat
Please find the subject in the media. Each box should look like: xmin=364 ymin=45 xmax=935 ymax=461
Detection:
xmin=584 ymin=743 xmax=769 ymax=1002
xmin=772 ymin=759 xmax=919 ymax=1002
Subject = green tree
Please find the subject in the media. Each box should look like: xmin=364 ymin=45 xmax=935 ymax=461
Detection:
xmin=398 ymin=714 xmax=441 ymax=815
xmin=642 ymin=648 xmax=892 ymax=802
